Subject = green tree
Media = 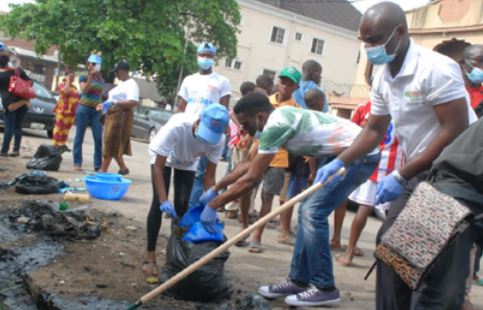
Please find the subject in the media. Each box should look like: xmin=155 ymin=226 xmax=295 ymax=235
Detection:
xmin=0 ymin=0 xmax=240 ymax=100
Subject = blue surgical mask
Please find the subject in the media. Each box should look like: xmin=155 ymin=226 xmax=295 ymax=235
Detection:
xmin=365 ymin=27 xmax=401 ymax=65
xmin=197 ymin=56 xmax=214 ymax=70
xmin=466 ymin=66 xmax=483 ymax=84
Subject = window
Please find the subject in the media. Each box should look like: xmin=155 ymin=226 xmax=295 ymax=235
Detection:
xmin=225 ymin=58 xmax=242 ymax=71
xmin=262 ymin=69 xmax=276 ymax=80
xmin=295 ymin=32 xmax=303 ymax=41
xmin=233 ymin=60 xmax=242 ymax=70
xmin=270 ymin=26 xmax=285 ymax=44
xmin=311 ymin=38 xmax=325 ymax=55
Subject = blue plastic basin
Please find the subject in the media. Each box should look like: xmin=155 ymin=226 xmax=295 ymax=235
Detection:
xmin=84 ymin=174 xmax=132 ymax=200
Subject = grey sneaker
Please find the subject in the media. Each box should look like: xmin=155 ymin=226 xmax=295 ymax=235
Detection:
xmin=285 ymin=287 xmax=341 ymax=307
xmin=258 ymin=279 xmax=308 ymax=299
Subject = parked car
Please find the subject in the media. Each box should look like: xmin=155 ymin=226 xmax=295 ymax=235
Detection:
xmin=132 ymin=106 xmax=173 ymax=142
xmin=0 ymin=80 xmax=57 ymax=138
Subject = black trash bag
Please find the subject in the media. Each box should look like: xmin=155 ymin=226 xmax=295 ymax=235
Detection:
xmin=159 ymin=226 xmax=232 ymax=302
xmin=26 ymin=144 xmax=63 ymax=171
xmin=15 ymin=171 xmax=59 ymax=194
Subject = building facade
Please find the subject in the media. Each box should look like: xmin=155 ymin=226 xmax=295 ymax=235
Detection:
xmin=353 ymin=0 xmax=483 ymax=98
xmin=215 ymin=0 xmax=362 ymax=99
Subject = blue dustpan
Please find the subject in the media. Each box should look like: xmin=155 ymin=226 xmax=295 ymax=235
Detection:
xmin=183 ymin=221 xmax=224 ymax=244
xmin=179 ymin=204 xmax=204 ymax=228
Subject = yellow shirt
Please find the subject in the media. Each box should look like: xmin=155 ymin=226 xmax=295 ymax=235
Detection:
xmin=268 ymin=93 xmax=300 ymax=168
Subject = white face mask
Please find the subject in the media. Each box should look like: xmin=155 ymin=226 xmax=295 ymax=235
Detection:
xmin=254 ymin=117 xmax=262 ymax=139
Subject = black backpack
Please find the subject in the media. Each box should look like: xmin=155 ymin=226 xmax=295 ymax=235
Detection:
xmin=26 ymin=144 xmax=63 ymax=171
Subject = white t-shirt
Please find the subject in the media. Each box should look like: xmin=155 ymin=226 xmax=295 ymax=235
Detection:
xmin=371 ymin=41 xmax=477 ymax=160
xmin=148 ymin=113 xmax=225 ymax=171
xmin=108 ymin=78 xmax=139 ymax=102
xmin=178 ymin=72 xmax=231 ymax=116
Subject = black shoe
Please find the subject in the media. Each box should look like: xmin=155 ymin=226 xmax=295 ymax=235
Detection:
xmin=9 ymin=151 xmax=19 ymax=157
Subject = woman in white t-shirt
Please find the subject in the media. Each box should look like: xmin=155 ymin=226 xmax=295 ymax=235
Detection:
xmin=99 ymin=61 xmax=139 ymax=174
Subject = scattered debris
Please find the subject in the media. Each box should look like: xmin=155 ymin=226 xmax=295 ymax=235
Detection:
xmin=8 ymin=200 xmax=101 ymax=240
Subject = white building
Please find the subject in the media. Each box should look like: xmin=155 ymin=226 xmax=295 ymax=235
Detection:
xmin=215 ymin=0 xmax=362 ymax=98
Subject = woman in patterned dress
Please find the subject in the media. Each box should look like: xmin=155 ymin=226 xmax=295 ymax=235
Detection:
xmin=52 ymin=70 xmax=79 ymax=151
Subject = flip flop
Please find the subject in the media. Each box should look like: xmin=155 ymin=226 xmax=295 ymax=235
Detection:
xmin=142 ymin=261 xmax=159 ymax=277
xmin=235 ymin=238 xmax=248 ymax=247
xmin=277 ymin=235 xmax=295 ymax=246
xmin=248 ymin=241 xmax=263 ymax=253
xmin=335 ymin=253 xmax=354 ymax=267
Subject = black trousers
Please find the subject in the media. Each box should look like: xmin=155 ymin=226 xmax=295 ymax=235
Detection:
xmin=375 ymin=172 xmax=481 ymax=310
xmin=146 ymin=165 xmax=195 ymax=252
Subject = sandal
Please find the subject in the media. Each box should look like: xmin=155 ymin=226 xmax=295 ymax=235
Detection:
xmin=119 ymin=168 xmax=130 ymax=175
xmin=142 ymin=261 xmax=159 ymax=277
xmin=235 ymin=237 xmax=248 ymax=247
xmin=248 ymin=240 xmax=263 ymax=253
xmin=277 ymin=235 xmax=295 ymax=246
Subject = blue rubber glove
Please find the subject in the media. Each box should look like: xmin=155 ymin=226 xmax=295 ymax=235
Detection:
xmin=375 ymin=174 xmax=404 ymax=205
xmin=314 ymin=158 xmax=345 ymax=187
xmin=102 ymin=100 xmax=113 ymax=113
xmin=160 ymin=200 xmax=177 ymax=218
xmin=199 ymin=188 xmax=219 ymax=205
xmin=200 ymin=205 xmax=218 ymax=233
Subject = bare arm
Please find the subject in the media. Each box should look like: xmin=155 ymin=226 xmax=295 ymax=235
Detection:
xmin=308 ymin=157 xmax=317 ymax=184
xmin=203 ymin=161 xmax=217 ymax=191
xmin=219 ymin=95 xmax=230 ymax=108
xmin=337 ymin=114 xmax=391 ymax=165
xmin=177 ymin=97 xmax=187 ymax=113
xmin=81 ymin=74 xmax=94 ymax=93
xmin=212 ymin=160 xmax=252 ymax=192
xmin=398 ymin=98 xmax=468 ymax=180
xmin=153 ymin=155 xmax=168 ymax=203
xmin=209 ymin=153 xmax=274 ymax=209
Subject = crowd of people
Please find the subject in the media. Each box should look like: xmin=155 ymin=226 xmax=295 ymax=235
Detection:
xmin=1 ymin=1 xmax=482 ymax=309
xmin=146 ymin=2 xmax=482 ymax=309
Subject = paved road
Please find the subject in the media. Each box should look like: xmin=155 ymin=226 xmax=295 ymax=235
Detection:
xmin=8 ymin=126 xmax=483 ymax=309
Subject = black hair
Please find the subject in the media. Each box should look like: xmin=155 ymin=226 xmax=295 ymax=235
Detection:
xmin=240 ymin=81 xmax=256 ymax=96
xmin=256 ymin=74 xmax=274 ymax=89
xmin=234 ymin=92 xmax=274 ymax=116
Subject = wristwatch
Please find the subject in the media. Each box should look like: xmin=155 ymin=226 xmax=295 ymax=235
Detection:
xmin=391 ymin=170 xmax=408 ymax=187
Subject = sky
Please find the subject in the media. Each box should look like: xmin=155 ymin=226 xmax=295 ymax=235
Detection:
xmin=1 ymin=0 xmax=432 ymax=13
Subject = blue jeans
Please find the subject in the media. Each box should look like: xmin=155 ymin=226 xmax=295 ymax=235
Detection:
xmin=73 ymin=104 xmax=103 ymax=169
xmin=1 ymin=106 xmax=28 ymax=153
xmin=188 ymin=156 xmax=208 ymax=210
xmin=289 ymin=152 xmax=380 ymax=288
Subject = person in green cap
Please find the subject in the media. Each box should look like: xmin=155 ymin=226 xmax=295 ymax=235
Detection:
xmin=247 ymin=66 xmax=301 ymax=253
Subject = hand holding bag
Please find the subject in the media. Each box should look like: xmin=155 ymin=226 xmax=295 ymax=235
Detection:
xmin=8 ymin=68 xmax=36 ymax=99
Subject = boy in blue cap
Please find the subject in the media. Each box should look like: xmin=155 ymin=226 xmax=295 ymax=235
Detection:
xmin=177 ymin=42 xmax=232 ymax=211
xmin=143 ymin=103 xmax=229 ymax=277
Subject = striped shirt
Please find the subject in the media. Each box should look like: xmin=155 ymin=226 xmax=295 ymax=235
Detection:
xmin=351 ymin=101 xmax=404 ymax=182
xmin=79 ymin=75 xmax=104 ymax=108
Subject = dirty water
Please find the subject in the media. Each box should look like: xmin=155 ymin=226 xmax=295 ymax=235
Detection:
xmin=0 ymin=210 xmax=127 ymax=310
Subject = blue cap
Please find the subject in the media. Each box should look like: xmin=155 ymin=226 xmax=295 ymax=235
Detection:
xmin=197 ymin=103 xmax=229 ymax=145
xmin=197 ymin=42 xmax=217 ymax=56
xmin=0 ymin=41 xmax=7 ymax=52
xmin=87 ymin=54 xmax=102 ymax=64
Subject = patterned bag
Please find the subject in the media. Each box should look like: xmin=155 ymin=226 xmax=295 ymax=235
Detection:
xmin=375 ymin=182 xmax=472 ymax=290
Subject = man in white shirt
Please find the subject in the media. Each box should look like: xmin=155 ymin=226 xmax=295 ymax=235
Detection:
xmin=142 ymin=103 xmax=229 ymax=277
xmin=177 ymin=42 xmax=231 ymax=210
xmin=177 ymin=42 xmax=231 ymax=114
xmin=316 ymin=2 xmax=476 ymax=309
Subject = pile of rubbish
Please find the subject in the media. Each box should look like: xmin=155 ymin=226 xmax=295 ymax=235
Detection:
xmin=7 ymin=200 xmax=101 ymax=240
